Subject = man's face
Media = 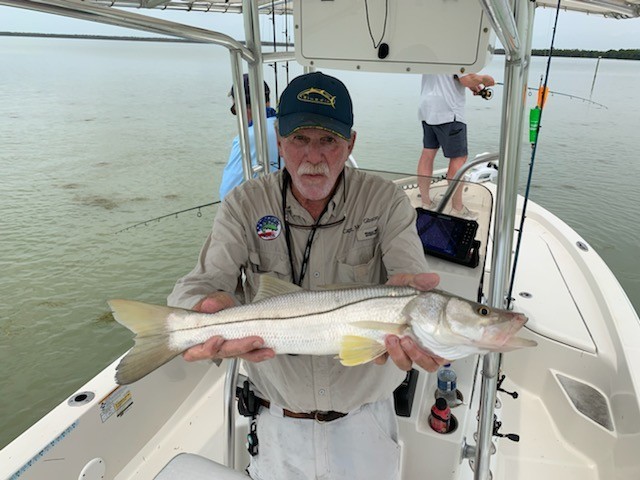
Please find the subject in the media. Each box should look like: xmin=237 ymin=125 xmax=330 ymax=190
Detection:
xmin=278 ymin=128 xmax=356 ymax=202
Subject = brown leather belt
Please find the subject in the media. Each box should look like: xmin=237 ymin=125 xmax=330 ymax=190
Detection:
xmin=256 ymin=398 xmax=348 ymax=423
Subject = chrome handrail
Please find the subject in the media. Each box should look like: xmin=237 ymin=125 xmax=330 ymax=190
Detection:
xmin=470 ymin=0 xmax=534 ymax=478
xmin=0 ymin=0 xmax=254 ymax=60
xmin=223 ymin=359 xmax=240 ymax=468
xmin=434 ymin=152 xmax=499 ymax=214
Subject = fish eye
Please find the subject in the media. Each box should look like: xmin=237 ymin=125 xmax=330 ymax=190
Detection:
xmin=477 ymin=306 xmax=491 ymax=316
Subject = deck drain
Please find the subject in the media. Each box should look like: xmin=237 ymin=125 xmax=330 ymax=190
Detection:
xmin=68 ymin=391 xmax=95 ymax=406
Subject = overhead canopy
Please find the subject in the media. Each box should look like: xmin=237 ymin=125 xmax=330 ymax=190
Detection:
xmin=535 ymin=0 xmax=639 ymax=18
xmin=5 ymin=0 xmax=638 ymax=19
xmin=87 ymin=0 xmax=293 ymax=14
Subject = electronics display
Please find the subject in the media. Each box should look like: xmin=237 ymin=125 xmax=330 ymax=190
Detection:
xmin=416 ymin=207 xmax=480 ymax=267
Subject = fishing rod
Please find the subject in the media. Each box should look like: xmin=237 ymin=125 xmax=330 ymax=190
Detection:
xmin=494 ymin=82 xmax=607 ymax=109
xmin=115 ymin=200 xmax=221 ymax=234
xmin=506 ymin=0 xmax=562 ymax=309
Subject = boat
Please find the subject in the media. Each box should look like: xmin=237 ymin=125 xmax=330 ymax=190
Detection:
xmin=2 ymin=1 xmax=639 ymax=479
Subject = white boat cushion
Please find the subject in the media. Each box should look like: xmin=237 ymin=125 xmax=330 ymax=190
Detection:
xmin=154 ymin=453 xmax=248 ymax=480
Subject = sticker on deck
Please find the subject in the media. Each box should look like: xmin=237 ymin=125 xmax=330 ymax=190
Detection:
xmin=99 ymin=386 xmax=133 ymax=422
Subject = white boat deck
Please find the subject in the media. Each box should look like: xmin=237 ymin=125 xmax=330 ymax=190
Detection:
xmin=2 ymin=175 xmax=639 ymax=480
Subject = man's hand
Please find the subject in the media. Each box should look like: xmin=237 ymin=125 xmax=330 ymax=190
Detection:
xmin=182 ymin=291 xmax=275 ymax=363
xmin=385 ymin=272 xmax=440 ymax=291
xmin=459 ymin=73 xmax=496 ymax=94
xmin=374 ymin=272 xmax=447 ymax=372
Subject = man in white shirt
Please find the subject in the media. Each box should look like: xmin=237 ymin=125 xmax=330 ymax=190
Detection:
xmin=417 ymin=73 xmax=495 ymax=218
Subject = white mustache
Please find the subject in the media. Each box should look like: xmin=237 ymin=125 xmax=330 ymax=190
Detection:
xmin=297 ymin=163 xmax=329 ymax=176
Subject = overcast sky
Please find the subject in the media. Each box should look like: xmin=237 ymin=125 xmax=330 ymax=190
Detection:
xmin=1 ymin=5 xmax=639 ymax=51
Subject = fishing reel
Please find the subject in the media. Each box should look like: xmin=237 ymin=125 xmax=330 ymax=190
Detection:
xmin=478 ymin=87 xmax=493 ymax=100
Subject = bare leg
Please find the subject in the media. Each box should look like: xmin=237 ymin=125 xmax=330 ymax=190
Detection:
xmin=418 ymin=148 xmax=438 ymax=206
xmin=447 ymin=155 xmax=467 ymax=211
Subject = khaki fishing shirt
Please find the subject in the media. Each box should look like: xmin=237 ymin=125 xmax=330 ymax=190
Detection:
xmin=168 ymin=167 xmax=429 ymax=413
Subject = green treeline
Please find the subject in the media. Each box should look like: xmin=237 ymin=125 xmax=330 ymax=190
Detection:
xmin=533 ymin=49 xmax=640 ymax=60
xmin=496 ymin=48 xmax=640 ymax=60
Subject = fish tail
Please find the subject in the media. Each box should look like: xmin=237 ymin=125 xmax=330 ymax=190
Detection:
xmin=108 ymin=299 xmax=184 ymax=385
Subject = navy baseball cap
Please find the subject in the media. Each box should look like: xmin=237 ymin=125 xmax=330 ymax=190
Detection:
xmin=277 ymin=72 xmax=353 ymax=140
xmin=229 ymin=73 xmax=270 ymax=114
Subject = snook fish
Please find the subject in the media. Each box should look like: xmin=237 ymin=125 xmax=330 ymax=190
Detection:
xmin=109 ymin=276 xmax=536 ymax=385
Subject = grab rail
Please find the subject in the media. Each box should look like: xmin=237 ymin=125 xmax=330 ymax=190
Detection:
xmin=434 ymin=152 xmax=499 ymax=214
xmin=223 ymin=359 xmax=240 ymax=468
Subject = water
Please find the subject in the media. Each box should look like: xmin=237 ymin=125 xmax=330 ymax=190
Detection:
xmin=1 ymin=37 xmax=639 ymax=449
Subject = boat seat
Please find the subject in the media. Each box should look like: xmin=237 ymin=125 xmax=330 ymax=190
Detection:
xmin=154 ymin=453 xmax=248 ymax=480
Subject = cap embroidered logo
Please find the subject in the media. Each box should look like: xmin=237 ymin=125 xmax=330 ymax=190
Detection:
xmin=296 ymin=88 xmax=337 ymax=109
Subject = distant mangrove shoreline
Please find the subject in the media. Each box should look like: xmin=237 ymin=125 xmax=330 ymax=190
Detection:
xmin=495 ymin=48 xmax=640 ymax=60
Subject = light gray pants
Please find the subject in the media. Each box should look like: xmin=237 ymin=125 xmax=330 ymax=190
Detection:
xmin=247 ymin=397 xmax=401 ymax=480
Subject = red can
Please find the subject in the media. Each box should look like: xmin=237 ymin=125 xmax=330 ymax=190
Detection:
xmin=429 ymin=397 xmax=451 ymax=433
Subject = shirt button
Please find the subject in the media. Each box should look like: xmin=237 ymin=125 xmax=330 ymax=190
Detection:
xmin=318 ymin=389 xmax=326 ymax=396
xmin=313 ymin=271 xmax=320 ymax=278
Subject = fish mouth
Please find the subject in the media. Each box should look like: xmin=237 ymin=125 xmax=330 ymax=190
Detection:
xmin=514 ymin=312 xmax=528 ymax=326
xmin=495 ymin=312 xmax=529 ymax=346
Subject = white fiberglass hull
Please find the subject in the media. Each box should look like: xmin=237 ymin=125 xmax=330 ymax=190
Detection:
xmin=2 ymin=188 xmax=639 ymax=480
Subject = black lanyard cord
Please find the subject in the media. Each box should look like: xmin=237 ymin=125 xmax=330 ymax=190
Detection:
xmin=282 ymin=170 xmax=343 ymax=286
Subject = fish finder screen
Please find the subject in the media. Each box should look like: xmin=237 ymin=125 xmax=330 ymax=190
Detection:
xmin=416 ymin=213 xmax=460 ymax=256
xmin=415 ymin=208 xmax=478 ymax=260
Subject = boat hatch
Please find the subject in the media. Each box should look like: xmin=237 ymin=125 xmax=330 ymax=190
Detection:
xmin=510 ymin=216 xmax=596 ymax=353
xmin=293 ymin=0 xmax=494 ymax=74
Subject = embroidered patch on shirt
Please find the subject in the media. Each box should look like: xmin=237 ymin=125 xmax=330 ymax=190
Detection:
xmin=357 ymin=226 xmax=378 ymax=241
xmin=256 ymin=215 xmax=282 ymax=240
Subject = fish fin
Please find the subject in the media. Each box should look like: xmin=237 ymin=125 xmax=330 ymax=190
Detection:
xmin=495 ymin=336 xmax=538 ymax=351
xmin=108 ymin=299 xmax=185 ymax=385
xmin=339 ymin=336 xmax=387 ymax=366
xmin=252 ymin=275 xmax=304 ymax=303
xmin=350 ymin=321 xmax=407 ymax=335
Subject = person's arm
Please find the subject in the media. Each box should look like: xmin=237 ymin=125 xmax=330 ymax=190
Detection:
xmin=167 ymin=198 xmax=249 ymax=309
xmin=457 ymin=73 xmax=496 ymax=94
xmin=167 ymin=197 xmax=276 ymax=363
xmin=219 ymin=136 xmax=244 ymax=200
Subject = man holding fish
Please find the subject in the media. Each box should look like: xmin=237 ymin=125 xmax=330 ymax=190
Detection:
xmin=140 ymin=71 xmax=532 ymax=480
xmin=110 ymin=71 xmax=533 ymax=478
xmin=164 ymin=71 xmax=440 ymax=479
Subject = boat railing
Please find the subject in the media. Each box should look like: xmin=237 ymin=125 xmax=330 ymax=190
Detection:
xmin=223 ymin=358 xmax=241 ymax=468
xmin=433 ymin=152 xmax=499 ymax=213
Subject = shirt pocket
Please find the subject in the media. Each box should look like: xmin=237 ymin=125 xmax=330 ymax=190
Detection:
xmin=246 ymin=249 xmax=291 ymax=294
xmin=336 ymin=241 xmax=382 ymax=284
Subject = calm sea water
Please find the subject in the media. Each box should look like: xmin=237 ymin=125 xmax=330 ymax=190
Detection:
xmin=1 ymin=37 xmax=639 ymax=449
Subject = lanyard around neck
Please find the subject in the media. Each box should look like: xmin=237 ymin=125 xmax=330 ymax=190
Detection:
xmin=281 ymin=170 xmax=342 ymax=286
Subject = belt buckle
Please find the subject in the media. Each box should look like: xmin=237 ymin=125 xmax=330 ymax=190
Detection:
xmin=314 ymin=411 xmax=330 ymax=423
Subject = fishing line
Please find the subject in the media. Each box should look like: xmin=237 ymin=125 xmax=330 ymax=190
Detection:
xmin=115 ymin=201 xmax=221 ymax=234
xmin=493 ymin=82 xmax=607 ymax=109
xmin=506 ymin=0 xmax=562 ymax=309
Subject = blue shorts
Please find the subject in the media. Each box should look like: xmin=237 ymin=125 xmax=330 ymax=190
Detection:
xmin=422 ymin=120 xmax=468 ymax=158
